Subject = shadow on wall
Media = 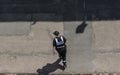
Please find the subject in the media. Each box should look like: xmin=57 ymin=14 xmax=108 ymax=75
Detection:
xmin=36 ymin=58 xmax=65 ymax=75
xmin=76 ymin=21 xmax=88 ymax=34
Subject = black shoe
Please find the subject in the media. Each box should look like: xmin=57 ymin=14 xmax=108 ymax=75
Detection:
xmin=63 ymin=61 xmax=67 ymax=68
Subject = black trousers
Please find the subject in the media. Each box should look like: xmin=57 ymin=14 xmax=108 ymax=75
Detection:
xmin=56 ymin=46 xmax=66 ymax=61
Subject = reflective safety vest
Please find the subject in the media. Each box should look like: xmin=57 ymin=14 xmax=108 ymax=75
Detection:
xmin=55 ymin=36 xmax=64 ymax=46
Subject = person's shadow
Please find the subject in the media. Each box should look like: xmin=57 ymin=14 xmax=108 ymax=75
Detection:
xmin=36 ymin=58 xmax=65 ymax=75
xmin=76 ymin=21 xmax=88 ymax=33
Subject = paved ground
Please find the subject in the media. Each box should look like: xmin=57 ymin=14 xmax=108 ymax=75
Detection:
xmin=0 ymin=20 xmax=120 ymax=74
xmin=0 ymin=21 xmax=64 ymax=73
xmin=63 ymin=21 xmax=94 ymax=74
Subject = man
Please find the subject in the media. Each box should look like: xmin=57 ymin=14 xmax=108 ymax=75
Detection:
xmin=52 ymin=31 xmax=67 ymax=67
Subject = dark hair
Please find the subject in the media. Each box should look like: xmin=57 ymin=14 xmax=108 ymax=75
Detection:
xmin=53 ymin=31 xmax=59 ymax=36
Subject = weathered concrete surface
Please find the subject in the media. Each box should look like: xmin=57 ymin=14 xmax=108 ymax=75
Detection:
xmin=63 ymin=20 xmax=120 ymax=73
xmin=0 ymin=21 xmax=64 ymax=73
xmin=92 ymin=21 xmax=120 ymax=72
xmin=64 ymin=21 xmax=95 ymax=73
xmin=0 ymin=22 xmax=30 ymax=35
xmin=93 ymin=21 xmax=120 ymax=52
xmin=0 ymin=20 xmax=120 ymax=74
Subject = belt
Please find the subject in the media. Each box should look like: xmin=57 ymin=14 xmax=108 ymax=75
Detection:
xmin=57 ymin=46 xmax=65 ymax=48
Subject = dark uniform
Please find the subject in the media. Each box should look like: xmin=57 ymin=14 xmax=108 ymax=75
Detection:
xmin=53 ymin=35 xmax=67 ymax=66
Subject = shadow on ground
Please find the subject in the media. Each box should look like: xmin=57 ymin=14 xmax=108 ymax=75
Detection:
xmin=36 ymin=58 xmax=65 ymax=75
xmin=76 ymin=21 xmax=88 ymax=34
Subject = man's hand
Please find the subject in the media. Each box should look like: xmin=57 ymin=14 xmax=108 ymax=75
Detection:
xmin=53 ymin=51 xmax=56 ymax=55
xmin=52 ymin=46 xmax=56 ymax=55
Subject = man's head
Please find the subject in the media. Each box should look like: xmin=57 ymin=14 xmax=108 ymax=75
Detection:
xmin=53 ymin=31 xmax=59 ymax=36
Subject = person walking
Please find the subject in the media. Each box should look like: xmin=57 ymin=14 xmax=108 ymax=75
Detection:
xmin=52 ymin=31 xmax=67 ymax=67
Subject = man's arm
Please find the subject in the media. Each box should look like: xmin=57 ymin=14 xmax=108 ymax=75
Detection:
xmin=52 ymin=39 xmax=56 ymax=55
xmin=52 ymin=46 xmax=56 ymax=55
